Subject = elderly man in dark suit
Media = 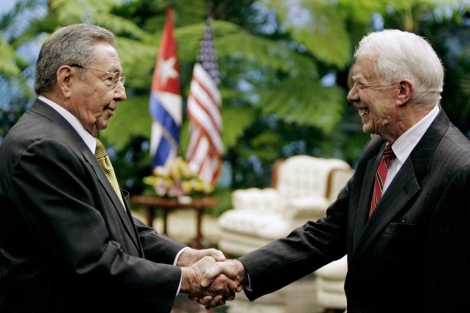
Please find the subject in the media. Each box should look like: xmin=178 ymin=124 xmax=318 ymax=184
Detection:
xmin=201 ymin=29 xmax=470 ymax=313
xmin=0 ymin=24 xmax=235 ymax=313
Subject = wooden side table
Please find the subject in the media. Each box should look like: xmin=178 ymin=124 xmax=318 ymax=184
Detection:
xmin=131 ymin=195 xmax=219 ymax=249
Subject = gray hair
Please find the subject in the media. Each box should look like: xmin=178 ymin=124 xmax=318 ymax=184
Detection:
xmin=34 ymin=24 xmax=115 ymax=95
xmin=354 ymin=29 xmax=444 ymax=107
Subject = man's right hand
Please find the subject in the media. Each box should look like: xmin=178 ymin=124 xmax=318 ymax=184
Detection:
xmin=201 ymin=259 xmax=248 ymax=291
xmin=187 ymin=259 xmax=248 ymax=308
xmin=180 ymin=256 xmax=240 ymax=308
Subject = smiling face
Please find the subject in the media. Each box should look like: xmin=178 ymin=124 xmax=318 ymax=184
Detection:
xmin=347 ymin=54 xmax=401 ymax=139
xmin=66 ymin=42 xmax=126 ymax=137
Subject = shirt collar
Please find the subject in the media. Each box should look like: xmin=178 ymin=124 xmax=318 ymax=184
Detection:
xmin=391 ymin=105 xmax=439 ymax=164
xmin=38 ymin=96 xmax=97 ymax=153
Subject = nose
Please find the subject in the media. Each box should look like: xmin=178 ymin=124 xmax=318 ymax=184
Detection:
xmin=114 ymin=83 xmax=127 ymax=101
xmin=347 ymin=83 xmax=359 ymax=105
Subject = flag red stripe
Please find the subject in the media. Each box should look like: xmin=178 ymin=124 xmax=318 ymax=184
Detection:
xmin=187 ymin=96 xmax=222 ymax=154
xmin=190 ymin=72 xmax=221 ymax=129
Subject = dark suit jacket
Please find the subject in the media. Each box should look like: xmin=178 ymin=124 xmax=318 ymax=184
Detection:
xmin=0 ymin=99 xmax=187 ymax=313
xmin=239 ymin=108 xmax=470 ymax=313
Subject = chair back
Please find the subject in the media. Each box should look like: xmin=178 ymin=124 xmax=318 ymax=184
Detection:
xmin=274 ymin=155 xmax=350 ymax=208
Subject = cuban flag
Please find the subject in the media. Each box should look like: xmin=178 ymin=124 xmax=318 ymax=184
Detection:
xmin=149 ymin=7 xmax=182 ymax=170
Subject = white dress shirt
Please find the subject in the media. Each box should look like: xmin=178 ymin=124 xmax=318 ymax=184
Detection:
xmin=384 ymin=105 xmax=440 ymax=193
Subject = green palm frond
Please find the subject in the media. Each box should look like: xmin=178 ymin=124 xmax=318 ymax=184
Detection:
xmin=266 ymin=0 xmax=351 ymax=68
xmin=257 ymin=78 xmax=345 ymax=133
xmin=100 ymin=96 xmax=151 ymax=149
xmin=0 ymin=33 xmax=21 ymax=76
xmin=219 ymin=105 xmax=258 ymax=151
xmin=102 ymin=91 xmax=258 ymax=153
xmin=94 ymin=12 xmax=155 ymax=42
xmin=176 ymin=20 xmax=317 ymax=76
xmin=51 ymin=0 xmax=123 ymax=24
xmin=114 ymin=37 xmax=158 ymax=90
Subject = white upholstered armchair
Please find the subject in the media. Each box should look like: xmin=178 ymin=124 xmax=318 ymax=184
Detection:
xmin=218 ymin=155 xmax=354 ymax=255
xmin=217 ymin=155 xmax=354 ymax=312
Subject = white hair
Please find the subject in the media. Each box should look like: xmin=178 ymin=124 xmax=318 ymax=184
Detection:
xmin=354 ymin=29 xmax=444 ymax=107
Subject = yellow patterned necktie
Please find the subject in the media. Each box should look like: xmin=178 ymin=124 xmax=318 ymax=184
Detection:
xmin=95 ymin=139 xmax=125 ymax=210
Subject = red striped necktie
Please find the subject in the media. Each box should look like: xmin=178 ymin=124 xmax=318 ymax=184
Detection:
xmin=370 ymin=144 xmax=395 ymax=217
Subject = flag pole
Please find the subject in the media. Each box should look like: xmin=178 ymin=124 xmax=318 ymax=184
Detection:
xmin=207 ymin=0 xmax=213 ymax=18
xmin=166 ymin=0 xmax=180 ymax=157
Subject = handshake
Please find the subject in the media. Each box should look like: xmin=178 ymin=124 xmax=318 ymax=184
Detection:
xmin=179 ymin=248 xmax=248 ymax=308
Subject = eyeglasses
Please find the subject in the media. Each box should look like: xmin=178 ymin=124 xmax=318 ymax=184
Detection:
xmin=70 ymin=64 xmax=126 ymax=88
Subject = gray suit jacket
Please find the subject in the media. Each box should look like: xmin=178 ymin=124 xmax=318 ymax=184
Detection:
xmin=0 ymin=99 xmax=186 ymax=313
xmin=240 ymin=108 xmax=470 ymax=312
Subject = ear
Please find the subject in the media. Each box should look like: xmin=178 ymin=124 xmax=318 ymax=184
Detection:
xmin=56 ymin=65 xmax=75 ymax=98
xmin=396 ymin=79 xmax=413 ymax=106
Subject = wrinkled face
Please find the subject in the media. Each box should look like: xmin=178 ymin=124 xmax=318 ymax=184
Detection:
xmin=347 ymin=55 xmax=399 ymax=137
xmin=68 ymin=42 xmax=126 ymax=137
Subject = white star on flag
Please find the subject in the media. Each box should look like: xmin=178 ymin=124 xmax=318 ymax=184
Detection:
xmin=155 ymin=56 xmax=179 ymax=85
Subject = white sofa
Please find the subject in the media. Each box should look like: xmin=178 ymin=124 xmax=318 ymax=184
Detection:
xmin=217 ymin=155 xmax=353 ymax=312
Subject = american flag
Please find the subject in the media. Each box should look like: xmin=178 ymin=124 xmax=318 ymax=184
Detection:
xmin=186 ymin=17 xmax=223 ymax=186
xmin=149 ymin=7 xmax=182 ymax=170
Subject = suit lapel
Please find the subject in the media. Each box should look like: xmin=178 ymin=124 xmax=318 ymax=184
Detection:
xmin=83 ymin=142 xmax=142 ymax=253
xmin=122 ymin=190 xmax=145 ymax=255
xmin=351 ymin=153 xmax=381 ymax=249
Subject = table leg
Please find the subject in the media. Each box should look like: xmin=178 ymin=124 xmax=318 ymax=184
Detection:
xmin=162 ymin=208 xmax=169 ymax=235
xmin=194 ymin=209 xmax=203 ymax=249
xmin=146 ymin=206 xmax=155 ymax=227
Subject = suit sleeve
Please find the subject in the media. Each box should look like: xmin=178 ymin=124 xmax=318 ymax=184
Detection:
xmin=133 ymin=216 xmax=187 ymax=263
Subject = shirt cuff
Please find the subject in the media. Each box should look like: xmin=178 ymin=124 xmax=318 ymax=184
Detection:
xmin=245 ymin=273 xmax=253 ymax=291
xmin=174 ymin=247 xmax=189 ymax=295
